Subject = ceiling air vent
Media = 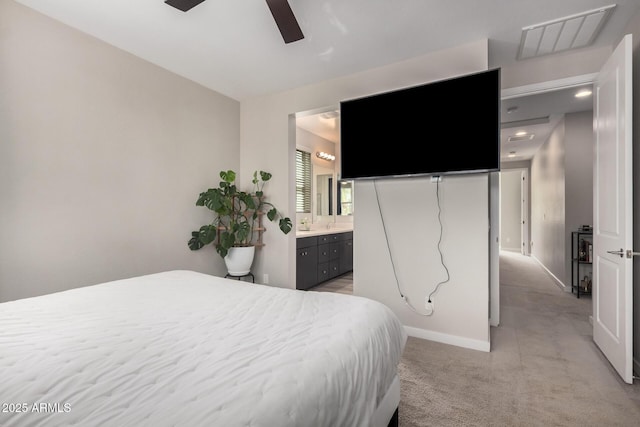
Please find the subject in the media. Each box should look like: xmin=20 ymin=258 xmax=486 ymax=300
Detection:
xmin=517 ymin=4 xmax=616 ymax=60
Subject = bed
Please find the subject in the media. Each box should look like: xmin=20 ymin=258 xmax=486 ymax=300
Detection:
xmin=0 ymin=270 xmax=407 ymax=427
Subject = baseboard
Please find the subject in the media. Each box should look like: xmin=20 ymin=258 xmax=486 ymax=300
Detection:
xmin=530 ymin=254 xmax=567 ymax=291
xmin=404 ymin=325 xmax=490 ymax=352
xmin=500 ymin=247 xmax=521 ymax=253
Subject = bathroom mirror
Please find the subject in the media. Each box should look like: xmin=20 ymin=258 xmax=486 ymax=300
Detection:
xmin=338 ymin=180 xmax=353 ymax=215
xmin=313 ymin=164 xmax=334 ymax=223
xmin=316 ymin=173 xmax=333 ymax=216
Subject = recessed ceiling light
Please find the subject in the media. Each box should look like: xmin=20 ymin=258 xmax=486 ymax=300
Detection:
xmin=508 ymin=151 xmax=517 ymax=158
xmin=575 ymin=89 xmax=593 ymax=98
xmin=515 ymin=131 xmax=528 ymax=136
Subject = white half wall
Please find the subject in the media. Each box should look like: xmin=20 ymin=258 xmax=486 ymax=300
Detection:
xmin=354 ymin=175 xmax=490 ymax=350
xmin=240 ymin=39 xmax=490 ymax=350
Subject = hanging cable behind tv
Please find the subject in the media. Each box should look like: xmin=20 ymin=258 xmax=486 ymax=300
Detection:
xmin=373 ymin=176 xmax=450 ymax=316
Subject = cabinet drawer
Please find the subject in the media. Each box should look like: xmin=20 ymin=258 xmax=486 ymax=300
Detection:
xmin=317 ymin=262 xmax=330 ymax=283
xmin=329 ymin=242 xmax=341 ymax=260
xmin=318 ymin=235 xmax=331 ymax=244
xmin=318 ymin=243 xmax=331 ymax=263
xmin=297 ymin=236 xmax=318 ymax=249
xmin=328 ymin=260 xmax=340 ymax=279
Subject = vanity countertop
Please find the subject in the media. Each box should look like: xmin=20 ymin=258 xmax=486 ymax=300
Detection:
xmin=296 ymin=226 xmax=353 ymax=238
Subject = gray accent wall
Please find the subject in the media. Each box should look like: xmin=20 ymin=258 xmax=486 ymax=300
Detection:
xmin=0 ymin=1 xmax=240 ymax=302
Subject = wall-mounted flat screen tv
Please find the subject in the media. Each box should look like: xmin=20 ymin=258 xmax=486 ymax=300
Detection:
xmin=339 ymin=68 xmax=500 ymax=180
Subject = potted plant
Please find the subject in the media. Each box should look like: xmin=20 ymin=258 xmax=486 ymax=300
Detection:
xmin=188 ymin=170 xmax=292 ymax=276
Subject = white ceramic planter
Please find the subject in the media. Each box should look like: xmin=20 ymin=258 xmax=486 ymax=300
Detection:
xmin=224 ymin=246 xmax=255 ymax=276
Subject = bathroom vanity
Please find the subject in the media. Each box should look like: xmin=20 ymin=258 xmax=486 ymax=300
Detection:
xmin=296 ymin=228 xmax=353 ymax=290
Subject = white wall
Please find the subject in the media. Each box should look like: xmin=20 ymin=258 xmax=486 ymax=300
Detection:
xmin=0 ymin=1 xmax=240 ymax=301
xmin=497 ymin=46 xmax=611 ymax=90
xmin=500 ymin=170 xmax=523 ymax=252
xmin=241 ymin=40 xmax=491 ymax=350
xmin=530 ymin=119 xmax=566 ymax=286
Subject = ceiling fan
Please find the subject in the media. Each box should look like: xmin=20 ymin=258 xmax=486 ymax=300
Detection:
xmin=164 ymin=0 xmax=304 ymax=44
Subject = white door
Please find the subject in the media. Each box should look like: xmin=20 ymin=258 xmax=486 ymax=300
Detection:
xmin=593 ymin=34 xmax=633 ymax=384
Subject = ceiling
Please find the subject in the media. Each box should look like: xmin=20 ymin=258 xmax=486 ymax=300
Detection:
xmin=13 ymin=0 xmax=640 ymax=162
xmin=499 ymin=84 xmax=595 ymax=162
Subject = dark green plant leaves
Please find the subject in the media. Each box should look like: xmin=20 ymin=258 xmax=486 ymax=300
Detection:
xmin=279 ymin=217 xmax=293 ymax=234
xmin=187 ymin=231 xmax=205 ymax=250
xmin=259 ymin=171 xmax=272 ymax=181
xmin=199 ymin=224 xmax=217 ymax=244
xmin=188 ymin=169 xmax=292 ymax=259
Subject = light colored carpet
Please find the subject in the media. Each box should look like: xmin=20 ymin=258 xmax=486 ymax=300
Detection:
xmin=397 ymin=251 xmax=640 ymax=426
xmin=315 ymin=252 xmax=640 ymax=426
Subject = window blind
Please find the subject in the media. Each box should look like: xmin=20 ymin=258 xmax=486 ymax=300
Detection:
xmin=296 ymin=149 xmax=311 ymax=213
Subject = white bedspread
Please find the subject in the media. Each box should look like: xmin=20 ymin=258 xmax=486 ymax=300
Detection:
xmin=0 ymin=270 xmax=407 ymax=427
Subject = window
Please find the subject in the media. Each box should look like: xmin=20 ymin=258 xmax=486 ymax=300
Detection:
xmin=296 ymin=149 xmax=311 ymax=213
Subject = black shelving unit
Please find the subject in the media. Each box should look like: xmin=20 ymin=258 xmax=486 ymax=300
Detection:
xmin=571 ymin=229 xmax=593 ymax=298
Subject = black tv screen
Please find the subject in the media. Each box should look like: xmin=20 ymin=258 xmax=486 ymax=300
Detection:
xmin=339 ymin=68 xmax=500 ymax=180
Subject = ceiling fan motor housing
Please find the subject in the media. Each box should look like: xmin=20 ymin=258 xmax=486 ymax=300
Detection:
xmin=164 ymin=0 xmax=206 ymax=12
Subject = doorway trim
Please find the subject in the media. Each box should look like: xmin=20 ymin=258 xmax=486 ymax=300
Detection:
xmin=501 ymin=73 xmax=597 ymax=99
xmin=500 ymin=72 xmax=598 ymax=258
xmin=492 ymin=72 xmax=598 ymax=329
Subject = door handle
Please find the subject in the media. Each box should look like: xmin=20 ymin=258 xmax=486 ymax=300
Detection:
xmin=607 ymin=249 xmax=624 ymax=258
xmin=607 ymin=249 xmax=640 ymax=258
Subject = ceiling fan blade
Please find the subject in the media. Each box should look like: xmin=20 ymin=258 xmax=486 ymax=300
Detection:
xmin=165 ymin=0 xmax=206 ymax=12
xmin=265 ymin=0 xmax=304 ymax=44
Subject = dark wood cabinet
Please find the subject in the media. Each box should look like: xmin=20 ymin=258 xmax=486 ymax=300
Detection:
xmin=296 ymin=237 xmax=318 ymax=291
xmin=296 ymin=231 xmax=353 ymax=290
xmin=340 ymin=237 xmax=353 ymax=274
